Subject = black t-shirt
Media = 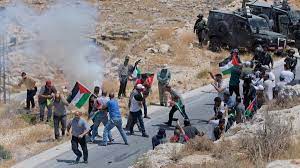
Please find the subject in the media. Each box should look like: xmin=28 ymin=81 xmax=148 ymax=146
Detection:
xmin=183 ymin=126 xmax=200 ymax=139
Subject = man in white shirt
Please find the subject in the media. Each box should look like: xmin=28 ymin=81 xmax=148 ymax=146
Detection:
xmin=280 ymin=64 xmax=294 ymax=83
xmin=128 ymin=84 xmax=149 ymax=137
xmin=263 ymin=73 xmax=274 ymax=101
xmin=209 ymin=72 xmax=226 ymax=100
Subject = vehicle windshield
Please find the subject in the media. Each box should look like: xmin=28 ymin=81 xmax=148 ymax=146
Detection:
xmin=289 ymin=10 xmax=300 ymax=23
xmin=249 ymin=18 xmax=270 ymax=32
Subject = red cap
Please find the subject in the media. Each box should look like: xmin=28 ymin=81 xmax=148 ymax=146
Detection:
xmin=46 ymin=80 xmax=52 ymax=86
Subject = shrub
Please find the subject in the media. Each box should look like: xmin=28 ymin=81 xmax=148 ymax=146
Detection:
xmin=239 ymin=112 xmax=293 ymax=166
xmin=20 ymin=114 xmax=37 ymax=125
xmin=0 ymin=145 xmax=11 ymax=160
xmin=170 ymin=146 xmax=183 ymax=163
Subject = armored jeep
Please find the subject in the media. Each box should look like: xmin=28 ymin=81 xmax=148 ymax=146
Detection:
xmin=246 ymin=0 xmax=300 ymax=40
xmin=207 ymin=9 xmax=286 ymax=52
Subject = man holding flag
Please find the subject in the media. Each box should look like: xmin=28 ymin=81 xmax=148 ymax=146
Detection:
xmin=219 ymin=49 xmax=242 ymax=97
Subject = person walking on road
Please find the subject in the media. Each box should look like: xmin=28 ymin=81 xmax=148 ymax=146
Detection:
xmin=90 ymin=91 xmax=113 ymax=143
xmin=102 ymin=93 xmax=129 ymax=146
xmin=53 ymin=93 xmax=69 ymax=140
xmin=136 ymin=74 xmax=152 ymax=119
xmin=157 ymin=65 xmax=171 ymax=106
xmin=164 ymin=85 xmax=189 ymax=126
xmin=88 ymin=86 xmax=100 ymax=137
xmin=67 ymin=111 xmax=90 ymax=164
xmin=38 ymin=80 xmax=57 ymax=122
xmin=18 ymin=72 xmax=37 ymax=110
xmin=128 ymin=89 xmax=149 ymax=137
xmin=118 ymin=56 xmax=130 ymax=98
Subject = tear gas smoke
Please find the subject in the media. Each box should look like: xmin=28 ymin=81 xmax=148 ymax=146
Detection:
xmin=0 ymin=1 xmax=103 ymax=88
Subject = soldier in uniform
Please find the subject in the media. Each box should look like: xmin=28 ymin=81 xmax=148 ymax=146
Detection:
xmin=284 ymin=49 xmax=297 ymax=76
xmin=252 ymin=46 xmax=273 ymax=70
xmin=294 ymin=20 xmax=300 ymax=53
xmin=194 ymin=14 xmax=207 ymax=47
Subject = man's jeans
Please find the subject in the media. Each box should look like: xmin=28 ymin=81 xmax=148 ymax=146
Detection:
xmin=91 ymin=112 xmax=112 ymax=142
xmin=26 ymin=87 xmax=37 ymax=109
xmin=129 ymin=110 xmax=146 ymax=134
xmin=71 ymin=136 xmax=88 ymax=161
xmin=53 ymin=115 xmax=66 ymax=139
xmin=39 ymin=103 xmax=52 ymax=121
xmin=103 ymin=118 xmax=128 ymax=145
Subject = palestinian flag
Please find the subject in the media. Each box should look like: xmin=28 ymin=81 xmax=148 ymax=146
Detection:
xmin=219 ymin=55 xmax=239 ymax=75
xmin=245 ymin=97 xmax=256 ymax=118
xmin=67 ymin=82 xmax=92 ymax=109
xmin=132 ymin=67 xmax=141 ymax=79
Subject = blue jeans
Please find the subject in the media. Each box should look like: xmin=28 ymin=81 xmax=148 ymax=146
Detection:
xmin=103 ymin=118 xmax=128 ymax=145
xmin=91 ymin=112 xmax=112 ymax=142
xmin=39 ymin=103 xmax=52 ymax=121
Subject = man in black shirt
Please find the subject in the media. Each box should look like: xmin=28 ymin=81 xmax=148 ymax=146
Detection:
xmin=182 ymin=119 xmax=203 ymax=139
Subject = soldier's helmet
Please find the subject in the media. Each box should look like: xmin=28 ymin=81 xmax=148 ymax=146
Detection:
xmin=197 ymin=13 xmax=203 ymax=18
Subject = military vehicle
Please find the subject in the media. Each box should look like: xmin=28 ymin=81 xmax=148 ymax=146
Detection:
xmin=207 ymin=9 xmax=286 ymax=52
xmin=246 ymin=0 xmax=300 ymax=40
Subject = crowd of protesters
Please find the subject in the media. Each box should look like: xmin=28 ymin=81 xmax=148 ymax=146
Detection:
xmin=16 ymin=46 xmax=299 ymax=163
xmin=207 ymin=47 xmax=298 ymax=140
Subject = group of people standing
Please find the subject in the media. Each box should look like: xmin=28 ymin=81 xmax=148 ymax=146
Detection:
xmin=207 ymin=47 xmax=298 ymax=140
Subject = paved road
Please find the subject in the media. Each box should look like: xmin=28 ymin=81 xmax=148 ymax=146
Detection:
xmin=35 ymin=89 xmax=216 ymax=168
xmin=19 ymin=59 xmax=290 ymax=168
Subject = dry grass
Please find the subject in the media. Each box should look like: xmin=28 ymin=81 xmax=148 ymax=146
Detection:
xmin=153 ymin=28 xmax=174 ymax=41
xmin=182 ymin=136 xmax=214 ymax=155
xmin=196 ymin=69 xmax=210 ymax=79
xmin=291 ymin=0 xmax=300 ymax=8
xmin=179 ymin=32 xmax=196 ymax=46
xmin=170 ymin=146 xmax=184 ymax=163
xmin=268 ymin=96 xmax=300 ymax=111
xmin=239 ymin=111 xmax=293 ymax=166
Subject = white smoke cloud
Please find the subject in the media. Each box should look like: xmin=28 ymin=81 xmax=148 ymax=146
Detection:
xmin=0 ymin=0 xmax=103 ymax=88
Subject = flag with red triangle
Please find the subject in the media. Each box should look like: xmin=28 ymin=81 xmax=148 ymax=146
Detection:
xmin=67 ymin=82 xmax=92 ymax=109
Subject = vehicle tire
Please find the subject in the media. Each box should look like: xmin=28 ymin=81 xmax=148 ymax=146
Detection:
xmin=209 ymin=36 xmax=221 ymax=52
xmin=258 ymin=14 xmax=270 ymax=26
xmin=216 ymin=21 xmax=230 ymax=37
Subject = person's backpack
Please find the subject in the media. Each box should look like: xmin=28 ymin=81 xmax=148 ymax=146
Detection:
xmin=196 ymin=20 xmax=205 ymax=31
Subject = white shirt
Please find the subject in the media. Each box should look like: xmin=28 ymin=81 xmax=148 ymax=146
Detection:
xmin=263 ymin=79 xmax=273 ymax=101
xmin=268 ymin=71 xmax=276 ymax=88
xmin=214 ymin=81 xmax=226 ymax=100
xmin=280 ymin=70 xmax=294 ymax=83
xmin=130 ymin=95 xmax=142 ymax=112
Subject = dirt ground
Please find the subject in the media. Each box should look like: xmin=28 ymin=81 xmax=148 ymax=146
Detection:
xmin=0 ymin=0 xmax=299 ymax=167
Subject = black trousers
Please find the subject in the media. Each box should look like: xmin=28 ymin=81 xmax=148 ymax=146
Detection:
xmin=26 ymin=87 xmax=37 ymax=109
xmin=118 ymin=78 xmax=128 ymax=97
xmin=168 ymin=105 xmax=189 ymax=124
xmin=197 ymin=32 xmax=204 ymax=46
xmin=71 ymin=136 xmax=88 ymax=161
xmin=129 ymin=110 xmax=146 ymax=134
xmin=229 ymin=85 xmax=240 ymax=97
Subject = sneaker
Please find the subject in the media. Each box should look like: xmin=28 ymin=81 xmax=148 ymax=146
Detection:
xmin=109 ymin=139 xmax=115 ymax=144
xmin=160 ymin=103 xmax=164 ymax=106
xmin=144 ymin=116 xmax=151 ymax=119
xmin=83 ymin=160 xmax=88 ymax=164
xmin=124 ymin=142 xmax=129 ymax=145
xmin=75 ymin=156 xmax=81 ymax=163
xmin=142 ymin=133 xmax=149 ymax=138
xmin=23 ymin=107 xmax=30 ymax=110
